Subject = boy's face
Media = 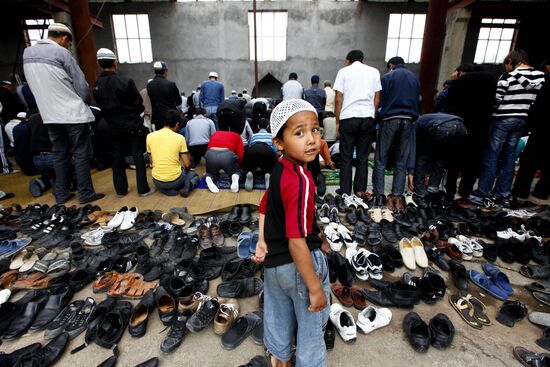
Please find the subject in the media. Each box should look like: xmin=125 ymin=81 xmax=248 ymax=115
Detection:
xmin=274 ymin=111 xmax=321 ymax=166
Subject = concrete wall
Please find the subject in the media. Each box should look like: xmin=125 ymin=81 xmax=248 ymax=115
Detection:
xmin=90 ymin=1 xmax=427 ymax=98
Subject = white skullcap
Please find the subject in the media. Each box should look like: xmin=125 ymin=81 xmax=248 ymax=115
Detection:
xmin=48 ymin=23 xmax=72 ymax=36
xmin=209 ymin=71 xmax=218 ymax=78
xmin=96 ymin=48 xmax=116 ymax=60
xmin=153 ymin=61 xmax=168 ymax=70
xmin=231 ymin=90 xmax=236 ymax=94
xmin=16 ymin=112 xmax=27 ymax=119
xmin=270 ymin=99 xmax=317 ymax=138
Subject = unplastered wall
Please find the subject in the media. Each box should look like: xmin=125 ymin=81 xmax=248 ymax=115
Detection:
xmin=91 ymin=1 xmax=427 ymax=98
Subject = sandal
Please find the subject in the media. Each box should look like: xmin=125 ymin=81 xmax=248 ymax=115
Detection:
xmin=93 ymin=271 xmax=123 ymax=293
xmin=526 ymin=281 xmax=550 ymax=294
xmin=11 ymin=271 xmax=46 ymax=290
xmin=0 ymin=270 xmax=18 ymax=288
xmin=122 ymin=278 xmax=157 ymax=299
xmin=448 ymin=293 xmax=483 ymax=329
xmin=107 ymin=273 xmax=144 ymax=297
xmin=464 ymin=294 xmax=491 ymax=325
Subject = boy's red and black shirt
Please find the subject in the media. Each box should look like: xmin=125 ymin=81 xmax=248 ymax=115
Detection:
xmin=259 ymin=157 xmax=321 ymax=268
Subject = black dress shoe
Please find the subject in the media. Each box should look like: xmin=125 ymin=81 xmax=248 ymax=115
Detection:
xmin=81 ymin=297 xmax=117 ymax=345
xmin=383 ymin=245 xmax=404 ymax=268
xmin=97 ymin=356 xmax=118 ymax=367
xmin=380 ymin=220 xmax=398 ymax=243
xmin=368 ymin=223 xmax=382 ymax=246
xmin=0 ymin=302 xmax=24 ymax=336
xmin=129 ymin=289 xmax=156 ymax=337
xmin=220 ymin=312 xmax=263 ymax=350
xmin=425 ymin=245 xmax=450 ymax=272
xmin=69 ymin=268 xmax=96 ymax=292
xmin=228 ymin=205 xmax=241 ymax=222
xmin=95 ymin=301 xmax=133 ymax=349
xmin=403 ymin=312 xmax=430 ymax=353
xmin=324 ymin=318 xmax=336 ymax=351
xmin=29 ymin=285 xmax=73 ymax=331
xmin=362 ymin=282 xmax=420 ymax=308
xmin=448 ymin=260 xmax=468 ymax=292
xmin=3 ymin=290 xmax=49 ymax=340
xmin=16 ymin=332 xmax=70 ymax=367
xmin=160 ymin=310 xmax=193 ymax=353
xmin=376 ymin=248 xmax=395 ymax=272
xmin=346 ymin=210 xmax=358 ymax=225
xmin=326 ymin=252 xmax=344 ymax=283
xmin=155 ymin=286 xmax=176 ymax=325
xmin=186 ymin=298 xmax=220 ymax=332
xmin=65 ymin=297 xmax=97 ymax=339
xmin=337 ymin=261 xmax=354 ymax=287
xmin=135 ymin=357 xmax=159 ymax=367
xmin=217 ymin=277 xmax=263 ymax=298
xmin=239 ymin=204 xmax=252 ymax=224
xmin=0 ymin=342 xmax=41 ymax=367
xmin=429 ymin=313 xmax=454 ymax=348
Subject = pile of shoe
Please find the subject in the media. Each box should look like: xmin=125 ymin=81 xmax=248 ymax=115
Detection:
xmin=329 ymin=303 xmax=391 ymax=343
xmin=403 ymin=312 xmax=454 ymax=352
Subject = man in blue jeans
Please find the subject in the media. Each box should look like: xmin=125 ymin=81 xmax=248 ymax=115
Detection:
xmin=200 ymin=72 xmax=224 ymax=129
xmin=372 ymin=56 xmax=420 ymax=208
xmin=470 ymin=50 xmax=545 ymax=208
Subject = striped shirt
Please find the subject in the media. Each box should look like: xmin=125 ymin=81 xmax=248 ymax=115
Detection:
xmin=494 ymin=67 xmax=545 ymax=119
xmin=248 ymin=129 xmax=277 ymax=152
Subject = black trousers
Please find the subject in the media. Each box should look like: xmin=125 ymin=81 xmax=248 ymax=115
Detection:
xmin=339 ymin=117 xmax=375 ymax=194
xmin=111 ymin=128 xmax=150 ymax=196
xmin=512 ymin=128 xmax=550 ymax=200
xmin=445 ymin=132 xmax=486 ymax=198
xmin=244 ymin=143 xmax=277 ymax=174
xmin=188 ymin=144 xmax=208 ymax=168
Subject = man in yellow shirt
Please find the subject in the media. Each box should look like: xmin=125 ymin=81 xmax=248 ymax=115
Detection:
xmin=146 ymin=110 xmax=199 ymax=197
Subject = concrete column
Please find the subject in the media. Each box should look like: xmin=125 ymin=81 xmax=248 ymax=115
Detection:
xmin=68 ymin=0 xmax=98 ymax=88
xmin=418 ymin=0 xmax=447 ymax=114
xmin=437 ymin=8 xmax=471 ymax=92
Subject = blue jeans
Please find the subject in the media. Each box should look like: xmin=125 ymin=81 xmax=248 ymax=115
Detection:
xmin=264 ymin=249 xmax=330 ymax=366
xmin=152 ymin=169 xmax=199 ymax=196
xmin=204 ymin=106 xmax=219 ymax=130
xmin=32 ymin=152 xmax=55 ymax=190
xmin=373 ymin=117 xmax=412 ymax=195
xmin=476 ymin=117 xmax=527 ymax=198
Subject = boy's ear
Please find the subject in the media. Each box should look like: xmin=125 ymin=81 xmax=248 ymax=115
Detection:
xmin=272 ymin=137 xmax=284 ymax=152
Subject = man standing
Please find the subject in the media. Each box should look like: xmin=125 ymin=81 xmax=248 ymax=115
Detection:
xmin=304 ymin=75 xmax=326 ymax=117
xmin=23 ymin=23 xmax=103 ymax=204
xmin=324 ymin=80 xmax=335 ymax=113
xmin=139 ymin=79 xmax=153 ymax=131
xmin=372 ymin=56 xmax=419 ymax=207
xmin=200 ymin=71 xmax=224 ymax=128
xmin=147 ymin=61 xmax=182 ymax=131
xmin=93 ymin=48 xmax=154 ymax=198
xmin=470 ymin=50 xmax=545 ymax=208
xmin=281 ymin=72 xmax=304 ymax=100
xmin=333 ymin=49 xmax=381 ymax=195
xmin=242 ymin=89 xmax=251 ymax=102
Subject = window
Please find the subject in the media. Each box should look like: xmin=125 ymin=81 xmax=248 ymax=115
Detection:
xmin=248 ymin=11 xmax=287 ymax=62
xmin=24 ymin=19 xmax=53 ymax=46
xmin=474 ymin=18 xmax=518 ymax=64
xmin=112 ymin=14 xmax=153 ymax=63
xmin=385 ymin=13 xmax=426 ymax=63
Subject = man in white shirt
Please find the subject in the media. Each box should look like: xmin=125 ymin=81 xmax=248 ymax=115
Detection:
xmin=324 ymin=80 xmax=335 ymax=113
xmin=333 ymin=49 xmax=381 ymax=195
xmin=280 ymin=72 xmax=304 ymax=100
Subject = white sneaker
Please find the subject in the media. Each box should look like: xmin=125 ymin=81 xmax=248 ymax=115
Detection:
xmin=356 ymin=306 xmax=392 ymax=334
xmin=496 ymin=228 xmax=526 ymax=241
xmin=84 ymin=230 xmax=105 ymax=246
xmin=456 ymin=235 xmax=483 ymax=257
xmin=381 ymin=208 xmax=394 ymax=222
xmin=0 ymin=289 xmax=11 ymax=305
xmin=342 ymin=194 xmax=357 ymax=209
xmin=521 ymin=224 xmax=542 ymax=243
xmin=348 ymin=248 xmax=369 ymax=281
xmin=324 ymin=226 xmax=343 ymax=252
xmin=205 ymin=176 xmax=219 ymax=193
xmin=329 ymin=303 xmax=357 ymax=343
xmin=230 ymin=173 xmax=240 ymax=193
xmin=448 ymin=237 xmax=473 ymax=260
xmin=337 ymin=224 xmax=357 ymax=249
xmin=404 ymin=193 xmax=417 ymax=207
xmin=352 ymin=195 xmax=368 ymax=209
xmin=108 ymin=206 xmax=128 ymax=228
xmin=120 ymin=207 xmax=139 ymax=231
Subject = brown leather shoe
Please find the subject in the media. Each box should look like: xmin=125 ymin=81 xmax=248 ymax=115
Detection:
xmin=213 ymin=299 xmax=239 ymax=335
xmin=351 ymin=287 xmax=367 ymax=310
xmin=198 ymin=224 xmax=213 ymax=250
xmin=394 ymin=195 xmax=405 ymax=213
xmin=210 ymin=223 xmax=225 ymax=247
xmin=386 ymin=194 xmax=396 ymax=212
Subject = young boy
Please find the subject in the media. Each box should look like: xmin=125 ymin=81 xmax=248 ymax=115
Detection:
xmin=252 ymin=99 xmax=330 ymax=367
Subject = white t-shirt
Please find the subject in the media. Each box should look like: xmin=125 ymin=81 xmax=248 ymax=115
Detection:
xmin=333 ymin=61 xmax=381 ymax=120
xmin=281 ymin=80 xmax=304 ymax=100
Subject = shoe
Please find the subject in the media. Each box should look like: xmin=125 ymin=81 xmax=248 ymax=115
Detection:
xmin=403 ymin=273 xmax=437 ymax=304
xmin=17 ymin=332 xmax=69 ymax=366
xmin=403 ymin=311 xmax=430 ymax=353
xmin=329 ymin=303 xmax=356 ymax=343
xmin=456 ymin=235 xmax=484 ymax=257
xmin=120 ymin=207 xmax=138 ymax=231
xmin=424 ymin=245 xmax=450 ymax=272
xmin=324 ymin=226 xmax=343 ymax=251
xmin=380 ymin=219 xmax=397 ymax=243
xmin=319 ymin=204 xmax=330 ymax=224
xmin=213 ymin=299 xmax=239 ymax=335
xmin=356 ymin=306 xmax=392 ymax=334
xmin=3 ymin=290 xmax=49 ymax=340
xmin=210 ymin=223 xmax=225 ymax=247
xmin=198 ymin=224 xmax=213 ymax=250
xmin=411 ymin=237 xmax=428 ymax=268
xmin=240 ymin=204 xmax=251 ymax=224
xmin=448 ymin=260 xmax=468 ymax=292
xmin=97 ymin=356 xmax=118 ymax=367
xmin=64 ymin=297 xmax=97 ymax=339
xmin=264 ymin=173 xmax=270 ymax=190
xmin=129 ymin=290 xmax=156 ymax=337
xmin=399 ymin=238 xmax=416 ymax=270
xmin=160 ymin=310 xmax=193 ymax=353
xmin=135 ymin=357 xmax=159 ymax=367
xmin=186 ymin=297 xmax=220 ymax=332
xmin=220 ymin=312 xmax=262 ymax=350
xmin=362 ymin=282 xmax=420 ymax=309
xmin=331 ymin=284 xmax=353 ymax=307
xmin=336 ymin=224 xmax=357 ymax=249
xmin=448 ymin=237 xmax=473 ymax=260
xmin=95 ymin=301 xmax=133 ymax=349
xmin=79 ymin=193 xmax=105 ymax=205
xmin=244 ymin=172 xmax=254 ymax=192
xmin=367 ymin=223 xmax=382 ymax=246
xmin=139 ymin=188 xmax=156 ymax=197
xmin=429 ymin=313 xmax=454 ymax=348
xmin=155 ymin=286 xmax=176 ymax=325
xmin=328 ymin=207 xmax=340 ymax=226
xmin=108 ymin=207 xmax=128 ymax=228
xmin=44 ymin=299 xmax=85 ymax=339
xmin=324 ymin=319 xmax=336 ymax=351
xmin=29 ymin=285 xmax=73 ymax=331
xmin=217 ymin=277 xmax=263 ymax=298
xmin=0 ymin=342 xmax=42 ymax=366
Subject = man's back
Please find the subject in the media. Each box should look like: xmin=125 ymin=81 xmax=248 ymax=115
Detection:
xmin=147 ymin=76 xmax=182 ymax=128
xmin=93 ymin=71 xmax=144 ymax=130
xmin=23 ymin=39 xmax=93 ymax=124
xmin=147 ymin=128 xmax=186 ymax=182
xmin=379 ymin=65 xmax=419 ymax=120
xmin=333 ymin=61 xmax=381 ymax=119
xmin=200 ymin=80 xmax=224 ymax=107
xmin=185 ymin=116 xmax=216 ymax=146
xmin=304 ymin=86 xmax=326 ymax=112
xmin=281 ymin=80 xmax=304 ymax=100
xmin=494 ymin=67 xmax=545 ymax=119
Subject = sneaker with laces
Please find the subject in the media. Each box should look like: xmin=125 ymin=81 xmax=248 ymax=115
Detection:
xmin=120 ymin=207 xmax=138 ymax=231
xmin=329 ymin=304 xmax=356 ymax=343
xmin=186 ymin=297 xmax=220 ymax=333
xmin=107 ymin=207 xmax=128 ymax=228
xmin=342 ymin=194 xmax=358 ymax=209
xmin=336 ymin=224 xmax=357 ymax=249
xmin=160 ymin=310 xmax=193 ymax=353
xmin=44 ymin=300 xmax=85 ymax=339
xmin=213 ymin=299 xmax=239 ymax=335
xmin=319 ymin=204 xmax=330 ymax=224
xmin=328 ymin=207 xmax=340 ymax=227
xmin=64 ymin=297 xmax=97 ymax=339
xmin=496 ymin=228 xmax=526 ymax=241
xmin=352 ymin=195 xmax=368 ymax=209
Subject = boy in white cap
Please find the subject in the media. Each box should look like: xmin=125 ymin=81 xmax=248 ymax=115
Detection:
xmin=200 ymin=71 xmax=224 ymax=128
xmin=93 ymin=48 xmax=155 ymax=198
xmin=252 ymin=99 xmax=329 ymax=367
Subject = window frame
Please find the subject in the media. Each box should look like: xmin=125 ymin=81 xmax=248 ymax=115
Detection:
xmin=473 ymin=18 xmax=519 ymax=64
xmin=111 ymin=14 xmax=153 ymax=64
xmin=248 ymin=10 xmax=288 ymax=62
xmin=385 ymin=13 xmax=426 ymax=64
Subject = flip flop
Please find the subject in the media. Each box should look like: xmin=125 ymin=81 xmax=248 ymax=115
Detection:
xmin=464 ymin=294 xmax=491 ymax=325
xmin=533 ymin=292 xmax=550 ymax=307
xmin=237 ymin=232 xmax=252 ymax=259
xmin=19 ymin=253 xmax=40 ymax=273
xmin=448 ymin=293 xmax=483 ymax=329
xmin=482 ymin=262 xmax=513 ymax=296
xmin=527 ymin=281 xmax=550 ymax=294
xmin=469 ymin=269 xmax=509 ymax=301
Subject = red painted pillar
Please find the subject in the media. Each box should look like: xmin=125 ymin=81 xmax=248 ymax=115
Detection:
xmin=68 ymin=0 xmax=98 ymax=88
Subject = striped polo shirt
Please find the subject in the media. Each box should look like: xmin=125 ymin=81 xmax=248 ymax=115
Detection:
xmin=494 ymin=67 xmax=545 ymax=119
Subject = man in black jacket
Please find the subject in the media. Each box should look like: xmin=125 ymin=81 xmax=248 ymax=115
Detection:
xmin=93 ymin=48 xmax=154 ymax=197
xmin=147 ymin=61 xmax=182 ymax=131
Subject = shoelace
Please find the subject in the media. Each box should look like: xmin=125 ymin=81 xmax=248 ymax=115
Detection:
xmin=220 ymin=304 xmax=238 ymax=319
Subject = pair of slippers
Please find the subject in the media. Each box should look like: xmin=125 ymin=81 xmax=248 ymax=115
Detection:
xmin=237 ymin=231 xmax=258 ymax=259
xmin=469 ymin=262 xmax=513 ymax=301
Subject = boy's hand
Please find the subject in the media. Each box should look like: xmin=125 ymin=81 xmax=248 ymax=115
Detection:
xmin=326 ymin=161 xmax=335 ymax=170
xmin=308 ymin=287 xmax=327 ymax=312
xmin=251 ymin=239 xmax=268 ymax=264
